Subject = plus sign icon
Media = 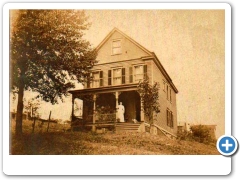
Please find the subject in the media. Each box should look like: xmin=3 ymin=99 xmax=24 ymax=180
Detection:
xmin=217 ymin=135 xmax=238 ymax=156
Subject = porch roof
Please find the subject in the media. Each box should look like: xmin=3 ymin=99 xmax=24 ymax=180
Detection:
xmin=68 ymin=83 xmax=138 ymax=95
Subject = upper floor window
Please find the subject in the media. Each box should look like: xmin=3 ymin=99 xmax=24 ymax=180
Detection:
xmin=129 ymin=64 xmax=147 ymax=83
xmin=112 ymin=40 xmax=122 ymax=55
xmin=163 ymin=80 xmax=166 ymax=92
xmin=134 ymin=65 xmax=144 ymax=82
xmin=170 ymin=89 xmax=172 ymax=102
xmin=90 ymin=71 xmax=103 ymax=88
xmin=167 ymin=85 xmax=169 ymax=100
xmin=163 ymin=80 xmax=172 ymax=102
xmin=108 ymin=68 xmax=125 ymax=86
xmin=113 ymin=68 xmax=122 ymax=85
xmin=167 ymin=85 xmax=172 ymax=102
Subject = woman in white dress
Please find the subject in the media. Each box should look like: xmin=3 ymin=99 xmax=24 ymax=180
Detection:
xmin=118 ymin=102 xmax=125 ymax=122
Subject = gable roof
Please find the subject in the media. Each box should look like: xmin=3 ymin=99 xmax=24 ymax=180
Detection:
xmin=95 ymin=27 xmax=178 ymax=93
xmin=96 ymin=27 xmax=153 ymax=56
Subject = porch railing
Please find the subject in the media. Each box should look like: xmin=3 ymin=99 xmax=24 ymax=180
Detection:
xmin=71 ymin=113 xmax=116 ymax=131
xmin=95 ymin=113 xmax=116 ymax=123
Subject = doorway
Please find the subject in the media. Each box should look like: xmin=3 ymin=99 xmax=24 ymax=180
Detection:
xmin=119 ymin=91 xmax=140 ymax=122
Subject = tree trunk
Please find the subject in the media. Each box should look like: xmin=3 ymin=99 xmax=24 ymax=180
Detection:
xmin=15 ymin=78 xmax=24 ymax=136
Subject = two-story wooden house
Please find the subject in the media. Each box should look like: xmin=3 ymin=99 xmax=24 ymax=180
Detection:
xmin=69 ymin=28 xmax=178 ymax=137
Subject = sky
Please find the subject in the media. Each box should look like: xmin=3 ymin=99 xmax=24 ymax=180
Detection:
xmin=10 ymin=10 xmax=225 ymax=138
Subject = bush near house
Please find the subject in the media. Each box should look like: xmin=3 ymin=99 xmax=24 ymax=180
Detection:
xmin=177 ymin=130 xmax=193 ymax=141
xmin=177 ymin=125 xmax=216 ymax=145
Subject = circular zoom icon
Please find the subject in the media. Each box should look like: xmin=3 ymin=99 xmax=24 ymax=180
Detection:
xmin=217 ymin=135 xmax=238 ymax=156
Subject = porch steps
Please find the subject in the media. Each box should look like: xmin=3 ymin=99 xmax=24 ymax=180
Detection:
xmin=115 ymin=122 xmax=141 ymax=132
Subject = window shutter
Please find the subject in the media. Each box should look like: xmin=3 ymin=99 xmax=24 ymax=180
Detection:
xmin=87 ymin=79 xmax=90 ymax=88
xmin=87 ymin=73 xmax=91 ymax=88
xmin=122 ymin=68 xmax=125 ymax=84
xmin=143 ymin=65 xmax=147 ymax=79
xmin=100 ymin=71 xmax=103 ymax=87
xmin=171 ymin=112 xmax=173 ymax=127
xmin=166 ymin=109 xmax=169 ymax=126
xmin=167 ymin=85 xmax=169 ymax=100
xmin=108 ymin=70 xmax=112 ymax=85
xmin=168 ymin=110 xmax=170 ymax=126
xmin=129 ymin=67 xmax=133 ymax=83
xmin=170 ymin=89 xmax=172 ymax=102
xmin=169 ymin=111 xmax=171 ymax=127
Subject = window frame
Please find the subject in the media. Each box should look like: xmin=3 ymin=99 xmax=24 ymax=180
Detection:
xmin=132 ymin=64 xmax=147 ymax=83
xmin=170 ymin=89 xmax=172 ymax=103
xmin=112 ymin=39 xmax=122 ymax=55
xmin=112 ymin=67 xmax=122 ymax=85
xmin=163 ymin=80 xmax=166 ymax=92
xmin=163 ymin=80 xmax=172 ymax=103
xmin=167 ymin=85 xmax=169 ymax=100
xmin=91 ymin=70 xmax=103 ymax=88
xmin=166 ymin=108 xmax=174 ymax=128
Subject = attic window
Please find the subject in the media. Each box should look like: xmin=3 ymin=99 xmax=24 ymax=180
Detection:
xmin=112 ymin=40 xmax=121 ymax=55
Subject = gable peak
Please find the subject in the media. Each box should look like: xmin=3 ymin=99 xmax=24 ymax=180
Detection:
xmin=95 ymin=28 xmax=152 ymax=56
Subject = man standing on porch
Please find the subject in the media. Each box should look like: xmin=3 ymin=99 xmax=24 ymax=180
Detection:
xmin=118 ymin=102 xmax=125 ymax=122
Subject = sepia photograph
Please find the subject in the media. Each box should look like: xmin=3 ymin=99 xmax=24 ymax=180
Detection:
xmin=9 ymin=8 xmax=225 ymax=156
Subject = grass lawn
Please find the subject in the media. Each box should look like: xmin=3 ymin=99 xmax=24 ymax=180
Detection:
xmin=10 ymin=130 xmax=219 ymax=155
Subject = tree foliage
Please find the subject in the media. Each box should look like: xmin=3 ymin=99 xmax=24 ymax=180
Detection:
xmin=24 ymin=98 xmax=41 ymax=119
xmin=137 ymin=77 xmax=160 ymax=124
xmin=10 ymin=10 xmax=97 ymax=135
xmin=190 ymin=125 xmax=215 ymax=144
xmin=11 ymin=10 xmax=96 ymax=102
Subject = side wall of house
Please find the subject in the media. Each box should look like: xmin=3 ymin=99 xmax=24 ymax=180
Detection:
xmin=151 ymin=61 xmax=178 ymax=136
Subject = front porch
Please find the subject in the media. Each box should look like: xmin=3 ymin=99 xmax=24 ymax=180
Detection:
xmin=69 ymin=84 xmax=145 ymax=132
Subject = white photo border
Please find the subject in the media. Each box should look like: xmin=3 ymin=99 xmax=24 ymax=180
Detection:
xmin=3 ymin=2 xmax=231 ymax=175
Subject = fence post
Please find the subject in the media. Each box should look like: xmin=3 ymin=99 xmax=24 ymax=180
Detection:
xmin=32 ymin=107 xmax=36 ymax=133
xmin=47 ymin=111 xmax=52 ymax=132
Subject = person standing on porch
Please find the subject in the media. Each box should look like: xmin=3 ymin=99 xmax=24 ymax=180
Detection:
xmin=118 ymin=102 xmax=125 ymax=122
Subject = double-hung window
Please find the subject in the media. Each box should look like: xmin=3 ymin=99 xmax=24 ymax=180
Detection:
xmin=167 ymin=85 xmax=169 ymax=100
xmin=113 ymin=68 xmax=122 ymax=85
xmin=163 ymin=80 xmax=166 ymax=92
xmin=91 ymin=71 xmax=103 ymax=88
xmin=108 ymin=68 xmax=125 ymax=86
xmin=134 ymin=65 xmax=144 ymax=82
xmin=112 ymin=40 xmax=121 ymax=55
xmin=166 ymin=109 xmax=174 ymax=128
xmin=164 ymin=80 xmax=172 ymax=102
xmin=129 ymin=64 xmax=147 ymax=83
xmin=169 ymin=89 xmax=172 ymax=102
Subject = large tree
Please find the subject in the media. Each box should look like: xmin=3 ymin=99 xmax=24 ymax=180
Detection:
xmin=10 ymin=10 xmax=97 ymax=135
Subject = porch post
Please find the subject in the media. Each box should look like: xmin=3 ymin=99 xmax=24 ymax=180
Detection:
xmin=72 ymin=94 xmax=74 ymax=121
xmin=92 ymin=94 xmax=97 ymax=132
xmin=115 ymin=91 xmax=119 ymax=120
xmin=71 ymin=94 xmax=75 ymax=131
xmin=140 ymin=97 xmax=145 ymax=122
